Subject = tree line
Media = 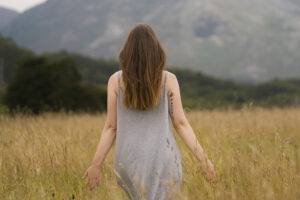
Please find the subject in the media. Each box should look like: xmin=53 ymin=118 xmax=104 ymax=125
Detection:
xmin=0 ymin=34 xmax=300 ymax=114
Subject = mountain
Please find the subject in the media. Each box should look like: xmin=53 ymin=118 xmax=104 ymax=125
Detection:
xmin=0 ymin=7 xmax=19 ymax=30
xmin=2 ymin=0 xmax=300 ymax=82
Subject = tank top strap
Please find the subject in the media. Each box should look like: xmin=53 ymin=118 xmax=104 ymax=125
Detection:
xmin=163 ymin=70 xmax=167 ymax=87
xmin=163 ymin=70 xmax=167 ymax=98
xmin=117 ymin=70 xmax=121 ymax=88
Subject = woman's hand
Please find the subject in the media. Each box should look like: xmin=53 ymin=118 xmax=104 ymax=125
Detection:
xmin=82 ymin=165 xmax=101 ymax=191
xmin=200 ymin=159 xmax=218 ymax=186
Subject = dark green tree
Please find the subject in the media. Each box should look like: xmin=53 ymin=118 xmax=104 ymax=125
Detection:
xmin=3 ymin=55 xmax=107 ymax=114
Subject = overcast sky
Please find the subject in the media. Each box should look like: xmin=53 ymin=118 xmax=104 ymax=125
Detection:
xmin=0 ymin=0 xmax=47 ymax=12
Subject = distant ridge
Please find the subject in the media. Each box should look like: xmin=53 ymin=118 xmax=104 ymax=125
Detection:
xmin=0 ymin=7 xmax=19 ymax=30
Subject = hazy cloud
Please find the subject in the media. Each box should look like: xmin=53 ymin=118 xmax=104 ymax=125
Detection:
xmin=0 ymin=0 xmax=47 ymax=12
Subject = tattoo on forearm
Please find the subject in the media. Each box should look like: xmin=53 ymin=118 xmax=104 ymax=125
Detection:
xmin=169 ymin=92 xmax=174 ymax=121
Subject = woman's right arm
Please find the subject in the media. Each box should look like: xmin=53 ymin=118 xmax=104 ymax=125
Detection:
xmin=166 ymin=72 xmax=218 ymax=185
xmin=82 ymin=72 xmax=118 ymax=191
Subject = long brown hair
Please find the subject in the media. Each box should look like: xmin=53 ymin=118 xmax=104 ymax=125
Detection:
xmin=118 ymin=23 xmax=166 ymax=110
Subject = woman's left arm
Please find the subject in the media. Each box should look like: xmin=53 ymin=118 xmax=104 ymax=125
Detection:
xmin=83 ymin=72 xmax=118 ymax=191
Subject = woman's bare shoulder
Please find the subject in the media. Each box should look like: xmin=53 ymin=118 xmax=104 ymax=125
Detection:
xmin=165 ymin=71 xmax=178 ymax=96
xmin=108 ymin=71 xmax=120 ymax=95
xmin=166 ymin=71 xmax=177 ymax=81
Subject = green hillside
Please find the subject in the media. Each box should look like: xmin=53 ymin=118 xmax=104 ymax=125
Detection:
xmin=0 ymin=34 xmax=300 ymax=112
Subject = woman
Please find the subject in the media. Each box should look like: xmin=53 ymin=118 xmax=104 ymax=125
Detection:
xmin=83 ymin=23 xmax=217 ymax=199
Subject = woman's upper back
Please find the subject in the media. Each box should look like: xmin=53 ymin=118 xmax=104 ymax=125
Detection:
xmin=116 ymin=70 xmax=169 ymax=131
xmin=104 ymin=69 xmax=189 ymax=134
xmin=117 ymin=70 xmax=168 ymax=110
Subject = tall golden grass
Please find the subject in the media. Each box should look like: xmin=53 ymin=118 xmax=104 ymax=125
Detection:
xmin=0 ymin=107 xmax=299 ymax=199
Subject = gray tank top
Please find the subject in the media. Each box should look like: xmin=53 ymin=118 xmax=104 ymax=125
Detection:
xmin=114 ymin=70 xmax=182 ymax=200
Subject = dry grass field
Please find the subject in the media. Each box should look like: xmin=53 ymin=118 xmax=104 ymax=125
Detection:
xmin=0 ymin=108 xmax=299 ymax=200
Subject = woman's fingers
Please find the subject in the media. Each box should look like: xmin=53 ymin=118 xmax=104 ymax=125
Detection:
xmin=211 ymin=176 xmax=218 ymax=186
xmin=85 ymin=177 xmax=100 ymax=191
xmin=83 ymin=167 xmax=100 ymax=192
xmin=199 ymin=159 xmax=218 ymax=185
xmin=208 ymin=166 xmax=218 ymax=185
xmin=90 ymin=178 xmax=98 ymax=191
xmin=94 ymin=177 xmax=100 ymax=188
xmin=88 ymin=179 xmax=93 ymax=191
xmin=91 ymin=178 xmax=96 ymax=191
